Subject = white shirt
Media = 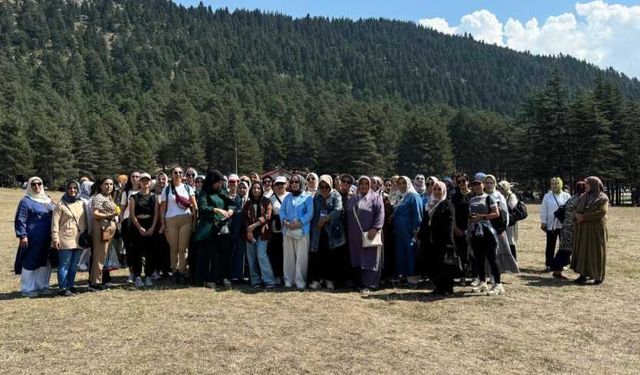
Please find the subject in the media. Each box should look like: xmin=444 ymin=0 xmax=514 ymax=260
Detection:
xmin=158 ymin=184 xmax=195 ymax=219
xmin=120 ymin=190 xmax=139 ymax=220
xmin=540 ymin=191 xmax=571 ymax=229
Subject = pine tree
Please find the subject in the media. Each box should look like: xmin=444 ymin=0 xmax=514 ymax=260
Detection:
xmin=397 ymin=115 xmax=454 ymax=177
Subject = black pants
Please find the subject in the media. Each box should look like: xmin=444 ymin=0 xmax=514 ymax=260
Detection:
xmin=188 ymin=237 xmax=199 ymax=284
xmin=267 ymin=232 xmax=284 ymax=279
xmin=154 ymin=232 xmax=171 ymax=274
xmin=545 ymin=229 xmax=561 ymax=267
xmin=308 ymin=231 xmax=341 ymax=282
xmin=470 ymin=227 xmax=501 ymax=284
xmin=382 ymin=226 xmax=396 ymax=280
xmin=121 ymin=218 xmax=134 ymax=266
xmin=129 ymin=218 xmax=154 ymax=278
xmin=454 ymin=235 xmax=472 ymax=276
xmin=552 ymin=251 xmax=571 ymax=271
xmin=198 ymin=232 xmax=231 ymax=285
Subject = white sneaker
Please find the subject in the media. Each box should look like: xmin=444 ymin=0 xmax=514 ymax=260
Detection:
xmin=470 ymin=278 xmax=480 ymax=287
xmin=487 ymin=283 xmax=505 ymax=296
xmin=144 ymin=277 xmax=153 ymax=287
xmin=471 ymin=282 xmax=489 ymax=293
xmin=309 ymin=280 xmax=321 ymax=290
xmin=223 ymin=278 xmax=232 ymax=287
xmin=325 ymin=280 xmax=335 ymax=290
xmin=127 ymin=273 xmax=134 ymax=283
xmin=151 ymin=271 xmax=161 ymax=280
xmin=77 ymin=264 xmax=88 ymax=272
xmin=134 ymin=277 xmax=144 ymax=288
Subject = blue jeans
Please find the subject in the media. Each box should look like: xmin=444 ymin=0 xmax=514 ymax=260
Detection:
xmin=246 ymin=240 xmax=276 ymax=286
xmin=57 ymin=249 xmax=82 ymax=290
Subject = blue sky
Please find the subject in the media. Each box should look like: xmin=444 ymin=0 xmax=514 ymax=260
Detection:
xmin=173 ymin=1 xmax=640 ymax=78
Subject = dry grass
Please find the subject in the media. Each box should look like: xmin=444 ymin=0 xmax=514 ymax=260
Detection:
xmin=0 ymin=188 xmax=638 ymax=374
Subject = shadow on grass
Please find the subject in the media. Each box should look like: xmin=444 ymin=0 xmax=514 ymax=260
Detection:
xmin=365 ymin=289 xmax=482 ymax=303
xmin=518 ymin=274 xmax=575 ymax=288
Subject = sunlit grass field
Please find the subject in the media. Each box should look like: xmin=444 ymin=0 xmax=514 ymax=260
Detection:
xmin=0 ymin=188 xmax=638 ymax=374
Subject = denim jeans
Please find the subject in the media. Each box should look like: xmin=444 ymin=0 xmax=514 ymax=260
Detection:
xmin=246 ymin=240 xmax=276 ymax=286
xmin=57 ymin=249 xmax=82 ymax=290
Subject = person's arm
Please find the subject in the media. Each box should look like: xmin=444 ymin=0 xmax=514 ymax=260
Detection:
xmin=119 ymin=192 xmax=128 ymax=221
xmin=326 ymin=193 xmax=343 ymax=222
xmin=280 ymin=196 xmax=291 ymax=228
xmin=300 ymin=195 xmax=314 ymax=226
xmin=51 ymin=203 xmax=62 ymax=249
xmin=148 ymin=197 xmax=159 ymax=235
xmin=577 ymin=200 xmax=609 ymax=222
xmin=372 ymin=196 xmax=385 ymax=230
xmin=15 ymin=199 xmax=29 ymax=246
xmin=412 ymin=194 xmax=423 ymax=231
xmin=129 ymin=196 xmax=144 ymax=235
xmin=190 ymin=192 xmax=198 ymax=230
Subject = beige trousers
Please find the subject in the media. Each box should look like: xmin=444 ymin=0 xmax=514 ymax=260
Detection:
xmin=165 ymin=214 xmax=192 ymax=272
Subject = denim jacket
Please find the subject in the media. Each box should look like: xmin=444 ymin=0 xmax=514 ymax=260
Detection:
xmin=310 ymin=190 xmax=347 ymax=251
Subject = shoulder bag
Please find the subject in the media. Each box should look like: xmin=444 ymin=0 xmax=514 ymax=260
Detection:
xmin=352 ymin=204 xmax=382 ymax=248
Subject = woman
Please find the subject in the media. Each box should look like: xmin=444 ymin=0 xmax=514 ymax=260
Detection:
xmin=309 ymin=175 xmax=347 ymax=290
xmin=419 ymin=181 xmax=458 ymax=295
xmin=451 ymin=174 xmax=472 ymax=280
xmin=268 ymin=177 xmax=288 ymax=283
xmin=262 ymin=175 xmax=274 ymax=198
xmin=119 ymin=171 xmax=140 ymax=283
xmin=389 ymin=175 xmax=401 ymax=206
xmin=230 ymin=181 xmax=249 ymax=282
xmin=129 ymin=173 xmax=158 ymax=288
xmin=484 ymin=175 xmax=519 ymax=274
xmin=552 ymin=180 xmax=586 ymax=279
xmin=76 ymin=180 xmax=95 ymax=272
xmin=158 ymin=166 xmax=198 ymax=284
xmin=14 ymin=177 xmax=55 ymax=297
xmin=306 ymin=173 xmax=319 ymax=196
xmin=195 ymin=170 xmax=235 ymax=288
xmin=468 ymin=173 xmax=504 ymax=296
xmin=280 ymin=174 xmax=314 ymax=289
xmin=392 ymin=176 xmax=423 ymax=286
xmin=89 ymin=177 xmax=119 ymax=291
xmin=383 ymin=179 xmax=392 ymax=195
xmin=194 ymin=175 xmax=205 ymax=196
xmin=153 ymin=172 xmax=171 ymax=279
xmin=185 ymin=167 xmax=198 ymax=189
xmin=347 ymin=176 xmax=384 ymax=293
xmin=540 ymin=177 xmax=571 ymax=271
xmin=497 ymin=180 xmax=519 ymax=260
xmin=571 ymin=176 xmax=608 ymax=285
xmin=52 ymin=180 xmax=88 ymax=296
xmin=244 ymin=182 xmax=277 ymax=289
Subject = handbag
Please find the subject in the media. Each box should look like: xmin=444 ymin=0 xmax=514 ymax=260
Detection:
xmin=352 ymin=205 xmax=382 ymax=248
xmin=285 ymin=227 xmax=304 ymax=240
xmin=552 ymin=194 xmax=566 ymax=222
xmin=100 ymin=220 xmax=116 ymax=242
xmin=62 ymin=201 xmax=92 ymax=248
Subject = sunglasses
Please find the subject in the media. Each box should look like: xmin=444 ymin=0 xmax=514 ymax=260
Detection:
xmin=173 ymin=171 xmax=183 ymax=175
xmin=31 ymin=182 xmax=42 ymax=187
xmin=187 ymin=173 xmax=196 ymax=177
xmin=263 ymin=180 xmax=272 ymax=184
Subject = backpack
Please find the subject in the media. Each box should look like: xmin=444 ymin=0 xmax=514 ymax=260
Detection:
xmin=508 ymin=194 xmax=528 ymax=224
xmin=486 ymin=195 xmax=507 ymax=234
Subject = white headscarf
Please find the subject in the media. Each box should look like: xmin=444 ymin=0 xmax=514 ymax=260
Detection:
xmin=427 ymin=181 xmax=447 ymax=217
xmin=306 ymin=172 xmax=319 ymax=194
xmin=400 ymin=176 xmax=417 ymax=198
xmin=25 ymin=177 xmax=51 ymax=204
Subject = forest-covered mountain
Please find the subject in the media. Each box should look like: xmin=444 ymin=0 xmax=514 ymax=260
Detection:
xmin=0 ymin=0 xmax=639 ymax=196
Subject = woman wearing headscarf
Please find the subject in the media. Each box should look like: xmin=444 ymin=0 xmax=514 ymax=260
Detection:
xmin=153 ymin=172 xmax=171 ymax=279
xmin=497 ymin=180 xmax=520 ymax=260
xmin=194 ymin=170 xmax=235 ymax=288
xmin=347 ymin=176 xmax=385 ymax=293
xmin=392 ymin=176 xmax=423 ymax=286
xmin=309 ymin=175 xmax=347 ymax=290
xmin=280 ymin=174 xmax=314 ymax=289
xmin=389 ymin=175 xmax=401 ymax=206
xmin=14 ymin=177 xmax=55 ymax=297
xmin=51 ymin=180 xmax=88 ymax=296
xmin=229 ymin=181 xmax=249 ymax=283
xmin=540 ymin=177 xmax=571 ymax=271
xmin=467 ymin=173 xmax=504 ymax=296
xmin=483 ymin=175 xmax=519 ymax=275
xmin=158 ymin=166 xmax=197 ymax=285
xmin=268 ymin=177 xmax=289 ymax=283
xmin=306 ymin=172 xmax=319 ymax=196
xmin=244 ymin=181 xmax=276 ymax=289
xmin=552 ymin=180 xmax=586 ymax=279
xmin=76 ymin=180 xmax=95 ymax=272
xmin=418 ymin=180 xmax=458 ymax=295
xmin=571 ymin=176 xmax=608 ymax=285
xmin=89 ymin=177 xmax=119 ymax=291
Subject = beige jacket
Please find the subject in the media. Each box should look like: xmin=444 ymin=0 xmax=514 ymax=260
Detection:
xmin=51 ymin=199 xmax=88 ymax=249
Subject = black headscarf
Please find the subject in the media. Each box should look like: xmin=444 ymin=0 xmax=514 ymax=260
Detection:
xmin=204 ymin=170 xmax=225 ymax=194
xmin=62 ymin=180 xmax=81 ymax=203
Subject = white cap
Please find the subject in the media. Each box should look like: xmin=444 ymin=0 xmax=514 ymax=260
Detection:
xmin=228 ymin=174 xmax=240 ymax=182
xmin=274 ymin=176 xmax=287 ymax=184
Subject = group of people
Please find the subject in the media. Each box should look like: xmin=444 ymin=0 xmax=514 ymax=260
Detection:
xmin=13 ymin=168 xmax=608 ymax=298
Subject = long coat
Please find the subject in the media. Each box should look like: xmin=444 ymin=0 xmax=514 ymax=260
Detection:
xmin=570 ymin=195 xmax=608 ymax=280
xmin=346 ymin=192 xmax=385 ymax=270
xmin=419 ymin=200 xmax=458 ymax=278
xmin=14 ymin=197 xmax=55 ymax=273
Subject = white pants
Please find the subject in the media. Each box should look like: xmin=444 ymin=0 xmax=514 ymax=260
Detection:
xmin=283 ymin=235 xmax=309 ymax=289
xmin=21 ymin=266 xmax=51 ymax=293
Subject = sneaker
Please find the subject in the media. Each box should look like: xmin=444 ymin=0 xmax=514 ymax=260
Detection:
xmin=87 ymin=284 xmax=105 ymax=292
xmin=127 ymin=273 xmax=134 ymax=283
xmin=77 ymin=264 xmax=88 ymax=272
xmin=309 ymin=280 xmax=321 ymax=290
xmin=284 ymin=283 xmax=293 ymax=288
xmin=360 ymin=287 xmax=371 ymax=296
xmin=223 ymin=278 xmax=232 ymax=287
xmin=252 ymin=284 xmax=262 ymax=289
xmin=59 ymin=289 xmax=74 ymax=297
xmin=134 ymin=277 xmax=144 ymax=288
xmin=103 ymin=283 xmax=113 ymax=289
xmin=472 ymin=282 xmax=489 ymax=293
xmin=22 ymin=291 xmax=39 ymax=298
xmin=325 ymin=280 xmax=335 ymax=290
xmin=574 ymin=275 xmax=588 ymax=285
xmin=470 ymin=278 xmax=480 ymax=287
xmin=151 ymin=271 xmax=161 ymax=280
xmin=144 ymin=277 xmax=153 ymax=287
xmin=487 ymin=283 xmax=505 ymax=296
xmin=552 ymin=272 xmax=568 ymax=280
xmin=544 ymin=266 xmax=552 ymax=272
xmin=265 ymin=284 xmax=276 ymax=290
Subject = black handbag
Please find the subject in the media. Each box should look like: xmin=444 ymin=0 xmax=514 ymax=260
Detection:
xmin=63 ymin=201 xmax=93 ymax=248
xmin=552 ymin=195 xmax=566 ymax=222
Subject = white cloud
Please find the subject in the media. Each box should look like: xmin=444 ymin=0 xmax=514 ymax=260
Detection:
xmin=418 ymin=1 xmax=640 ymax=78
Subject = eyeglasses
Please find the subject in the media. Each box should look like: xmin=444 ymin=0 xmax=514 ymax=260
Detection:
xmin=31 ymin=182 xmax=42 ymax=187
xmin=263 ymin=180 xmax=272 ymax=184
xmin=173 ymin=171 xmax=183 ymax=175
xmin=187 ymin=173 xmax=196 ymax=178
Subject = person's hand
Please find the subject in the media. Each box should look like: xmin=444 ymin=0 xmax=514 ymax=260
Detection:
xmin=138 ymin=227 xmax=147 ymax=236
xmin=52 ymin=240 xmax=59 ymax=250
xmin=540 ymin=223 xmax=547 ymax=232
xmin=317 ymin=217 xmax=328 ymax=230
xmin=247 ymin=232 xmax=255 ymax=243
xmin=367 ymin=228 xmax=378 ymax=240
xmin=575 ymin=213 xmax=584 ymax=224
xmin=19 ymin=237 xmax=28 ymax=248
xmin=471 ymin=214 xmax=482 ymax=223
xmin=290 ymin=220 xmax=302 ymax=230
xmin=159 ymin=225 xmax=165 ymax=234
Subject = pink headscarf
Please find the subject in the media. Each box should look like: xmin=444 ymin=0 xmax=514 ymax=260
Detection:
xmin=427 ymin=180 xmax=447 ymax=214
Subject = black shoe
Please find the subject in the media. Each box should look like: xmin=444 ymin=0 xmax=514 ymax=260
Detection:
xmin=174 ymin=272 xmax=183 ymax=285
xmin=574 ymin=275 xmax=588 ymax=285
xmin=594 ymin=279 xmax=603 ymax=285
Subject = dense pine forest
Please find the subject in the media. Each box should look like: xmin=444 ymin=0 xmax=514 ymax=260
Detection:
xmin=0 ymin=0 xmax=639 ymax=202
